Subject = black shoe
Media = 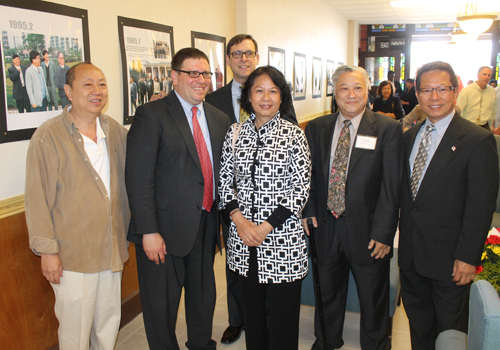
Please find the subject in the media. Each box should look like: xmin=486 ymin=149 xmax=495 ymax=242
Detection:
xmin=221 ymin=325 xmax=244 ymax=344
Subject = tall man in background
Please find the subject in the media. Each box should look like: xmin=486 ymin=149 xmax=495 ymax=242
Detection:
xmin=126 ymin=48 xmax=231 ymax=350
xmin=25 ymin=62 xmax=130 ymax=350
xmin=42 ymin=50 xmax=58 ymax=111
xmin=25 ymin=50 xmax=50 ymax=112
xmin=205 ymin=33 xmax=297 ymax=345
xmin=8 ymin=53 xmax=31 ymax=113
xmin=399 ymin=61 xmax=499 ymax=349
xmin=55 ymin=52 xmax=70 ymax=108
xmin=304 ymin=65 xmax=402 ymax=350
xmin=457 ymin=66 xmax=497 ymax=131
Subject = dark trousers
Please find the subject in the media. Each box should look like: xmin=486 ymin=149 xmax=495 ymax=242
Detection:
xmin=136 ymin=209 xmax=217 ymax=350
xmin=31 ymin=97 xmax=48 ymax=112
xmin=238 ymin=248 xmax=302 ymax=350
xmin=222 ymin=222 xmax=244 ymax=327
xmin=15 ymin=87 xmax=31 ymax=113
xmin=400 ymin=262 xmax=470 ymax=350
xmin=313 ymin=213 xmax=390 ymax=350
xmin=480 ymin=123 xmax=491 ymax=131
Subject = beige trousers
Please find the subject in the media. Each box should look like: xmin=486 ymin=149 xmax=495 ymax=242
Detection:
xmin=51 ymin=270 xmax=122 ymax=350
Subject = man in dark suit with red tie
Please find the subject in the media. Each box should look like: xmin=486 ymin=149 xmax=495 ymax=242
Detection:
xmin=304 ymin=65 xmax=403 ymax=350
xmin=8 ymin=54 xmax=31 ymax=113
xmin=126 ymin=48 xmax=231 ymax=350
xmin=399 ymin=61 xmax=499 ymax=349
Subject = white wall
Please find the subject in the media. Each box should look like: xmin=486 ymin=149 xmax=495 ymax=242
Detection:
xmin=0 ymin=0 xmax=350 ymax=201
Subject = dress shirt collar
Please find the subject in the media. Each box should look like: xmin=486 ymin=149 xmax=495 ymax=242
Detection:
xmin=338 ymin=110 xmax=363 ymax=134
xmin=175 ymin=90 xmax=204 ymax=117
xmin=423 ymin=109 xmax=455 ymax=137
xmin=231 ymin=79 xmax=242 ymax=98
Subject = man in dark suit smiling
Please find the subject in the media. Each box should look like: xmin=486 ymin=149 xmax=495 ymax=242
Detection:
xmin=304 ymin=65 xmax=402 ymax=350
xmin=399 ymin=61 xmax=499 ymax=349
xmin=126 ymin=48 xmax=231 ymax=350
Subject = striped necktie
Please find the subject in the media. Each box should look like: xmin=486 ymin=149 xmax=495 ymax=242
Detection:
xmin=410 ymin=124 xmax=436 ymax=199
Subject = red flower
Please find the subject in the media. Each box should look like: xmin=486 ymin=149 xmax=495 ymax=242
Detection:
xmin=476 ymin=265 xmax=484 ymax=274
xmin=487 ymin=235 xmax=500 ymax=245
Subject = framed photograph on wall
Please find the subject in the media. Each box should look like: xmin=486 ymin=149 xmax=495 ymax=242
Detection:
xmin=326 ymin=60 xmax=335 ymax=96
xmin=268 ymin=47 xmax=285 ymax=76
xmin=0 ymin=1 xmax=90 ymax=144
xmin=293 ymin=52 xmax=306 ymax=101
xmin=118 ymin=16 xmax=174 ymax=125
xmin=312 ymin=57 xmax=322 ymax=98
xmin=191 ymin=31 xmax=226 ymax=92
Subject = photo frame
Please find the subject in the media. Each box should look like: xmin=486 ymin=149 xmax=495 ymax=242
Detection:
xmin=293 ymin=53 xmax=306 ymax=101
xmin=191 ymin=31 xmax=226 ymax=93
xmin=118 ymin=17 xmax=174 ymax=125
xmin=0 ymin=1 xmax=90 ymax=144
xmin=312 ymin=57 xmax=322 ymax=98
xmin=268 ymin=47 xmax=285 ymax=77
xmin=326 ymin=60 xmax=335 ymax=96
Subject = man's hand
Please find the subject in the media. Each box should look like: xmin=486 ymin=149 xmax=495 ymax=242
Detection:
xmin=41 ymin=253 xmax=63 ymax=284
xmin=143 ymin=233 xmax=167 ymax=265
xmin=452 ymin=259 xmax=476 ymax=285
xmin=32 ymin=103 xmax=37 ymax=108
xmin=232 ymin=211 xmax=263 ymax=246
xmin=368 ymin=239 xmax=391 ymax=259
xmin=302 ymin=217 xmax=318 ymax=236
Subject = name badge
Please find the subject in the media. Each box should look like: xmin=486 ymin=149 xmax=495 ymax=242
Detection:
xmin=355 ymin=135 xmax=377 ymax=150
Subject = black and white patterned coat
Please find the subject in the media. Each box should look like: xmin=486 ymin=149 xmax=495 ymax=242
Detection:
xmin=219 ymin=113 xmax=311 ymax=283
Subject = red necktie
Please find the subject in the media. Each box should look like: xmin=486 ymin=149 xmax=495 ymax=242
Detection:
xmin=192 ymin=107 xmax=213 ymax=212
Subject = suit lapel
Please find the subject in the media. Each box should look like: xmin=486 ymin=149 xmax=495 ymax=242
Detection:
xmin=348 ymin=109 xmax=377 ymax=174
xmin=167 ymin=93 xmax=202 ymax=172
xmin=204 ymin=104 xmax=223 ymax=183
xmin=321 ymin=113 xmax=338 ymax=183
xmin=416 ymin=116 xmax=464 ymax=200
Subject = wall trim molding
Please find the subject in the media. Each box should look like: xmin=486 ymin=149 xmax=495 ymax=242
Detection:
xmin=0 ymin=194 xmax=25 ymax=220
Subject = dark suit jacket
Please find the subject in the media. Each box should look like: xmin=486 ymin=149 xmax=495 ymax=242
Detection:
xmin=55 ymin=64 xmax=70 ymax=97
xmin=205 ymin=79 xmax=298 ymax=125
xmin=304 ymin=109 xmax=403 ymax=265
xmin=399 ymin=114 xmax=499 ymax=281
xmin=8 ymin=64 xmax=28 ymax=100
xmin=125 ymin=92 xmax=231 ymax=257
xmin=401 ymin=86 xmax=418 ymax=115
xmin=372 ymin=95 xmax=405 ymax=120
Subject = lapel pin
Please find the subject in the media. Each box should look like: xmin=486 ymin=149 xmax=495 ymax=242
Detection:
xmin=451 ymin=146 xmax=456 ymax=151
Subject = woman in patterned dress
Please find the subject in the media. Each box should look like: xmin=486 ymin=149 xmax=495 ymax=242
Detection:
xmin=219 ymin=66 xmax=311 ymax=350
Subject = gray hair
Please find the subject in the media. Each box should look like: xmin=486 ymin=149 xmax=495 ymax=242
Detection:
xmin=332 ymin=65 xmax=371 ymax=91
xmin=478 ymin=66 xmax=493 ymax=74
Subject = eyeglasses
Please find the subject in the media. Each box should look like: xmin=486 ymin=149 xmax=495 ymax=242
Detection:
xmin=175 ymin=70 xmax=213 ymax=79
xmin=229 ymin=51 xmax=258 ymax=59
xmin=418 ymin=86 xmax=455 ymax=95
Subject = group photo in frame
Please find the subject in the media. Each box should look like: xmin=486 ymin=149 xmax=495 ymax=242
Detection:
xmin=118 ymin=16 xmax=174 ymax=125
xmin=312 ymin=56 xmax=322 ymax=98
xmin=191 ymin=31 xmax=226 ymax=93
xmin=326 ymin=60 xmax=335 ymax=96
xmin=0 ymin=1 xmax=90 ymax=144
xmin=268 ymin=46 xmax=285 ymax=77
xmin=293 ymin=52 xmax=306 ymax=101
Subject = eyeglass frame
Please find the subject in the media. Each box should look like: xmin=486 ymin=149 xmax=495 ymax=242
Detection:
xmin=175 ymin=69 xmax=213 ymax=79
xmin=418 ymin=86 xmax=456 ymax=95
xmin=229 ymin=50 xmax=258 ymax=59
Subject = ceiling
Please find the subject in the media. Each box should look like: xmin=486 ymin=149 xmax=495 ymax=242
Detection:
xmin=324 ymin=0 xmax=500 ymax=25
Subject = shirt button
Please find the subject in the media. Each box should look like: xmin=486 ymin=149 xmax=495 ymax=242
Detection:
xmin=95 ymin=177 xmax=99 ymax=180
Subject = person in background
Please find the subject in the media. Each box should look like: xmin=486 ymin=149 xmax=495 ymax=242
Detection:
xmin=55 ymin=52 xmax=70 ymax=108
xmin=130 ymin=77 xmax=137 ymax=115
xmin=25 ymin=62 xmax=129 ymax=350
xmin=219 ymin=66 xmax=311 ymax=350
xmin=372 ymin=80 xmax=405 ymax=120
xmin=42 ymin=50 xmax=58 ymax=111
xmin=8 ymin=53 xmax=31 ymax=113
xmin=399 ymin=60 xmax=499 ymax=349
xmin=25 ymin=50 xmax=50 ymax=112
xmin=401 ymin=78 xmax=418 ymax=115
xmin=388 ymin=70 xmax=403 ymax=96
xmin=457 ymin=66 xmax=497 ymax=131
xmin=489 ymin=79 xmax=497 ymax=88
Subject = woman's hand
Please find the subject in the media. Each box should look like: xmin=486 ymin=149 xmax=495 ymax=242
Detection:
xmin=232 ymin=211 xmax=264 ymax=246
xmin=255 ymin=221 xmax=273 ymax=242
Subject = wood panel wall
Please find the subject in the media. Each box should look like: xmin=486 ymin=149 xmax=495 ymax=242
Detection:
xmin=0 ymin=212 xmax=139 ymax=350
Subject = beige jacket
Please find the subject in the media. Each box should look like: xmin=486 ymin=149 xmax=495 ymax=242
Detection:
xmin=25 ymin=107 xmax=130 ymax=273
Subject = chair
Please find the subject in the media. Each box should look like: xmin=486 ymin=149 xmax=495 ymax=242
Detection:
xmin=468 ymin=280 xmax=500 ymax=350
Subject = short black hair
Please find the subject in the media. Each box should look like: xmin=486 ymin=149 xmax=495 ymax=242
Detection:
xmin=377 ymin=80 xmax=394 ymax=96
xmin=171 ymin=48 xmax=209 ymax=71
xmin=406 ymin=78 xmax=414 ymax=84
xmin=227 ymin=34 xmax=258 ymax=56
xmin=388 ymin=70 xmax=395 ymax=75
xmin=12 ymin=54 xmax=19 ymax=60
xmin=239 ymin=66 xmax=292 ymax=117
xmin=57 ymin=52 xmax=64 ymax=58
xmin=41 ymin=50 xmax=49 ymax=56
xmin=416 ymin=61 xmax=458 ymax=90
xmin=29 ymin=50 xmax=39 ymax=63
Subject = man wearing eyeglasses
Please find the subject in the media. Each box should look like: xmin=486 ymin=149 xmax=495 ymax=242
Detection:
xmin=457 ymin=66 xmax=497 ymax=131
xmin=126 ymin=47 xmax=231 ymax=350
xmin=205 ymin=34 xmax=297 ymax=345
xmin=399 ymin=61 xmax=499 ymax=349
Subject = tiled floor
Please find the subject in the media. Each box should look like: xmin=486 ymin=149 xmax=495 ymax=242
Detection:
xmin=115 ymin=253 xmax=412 ymax=350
